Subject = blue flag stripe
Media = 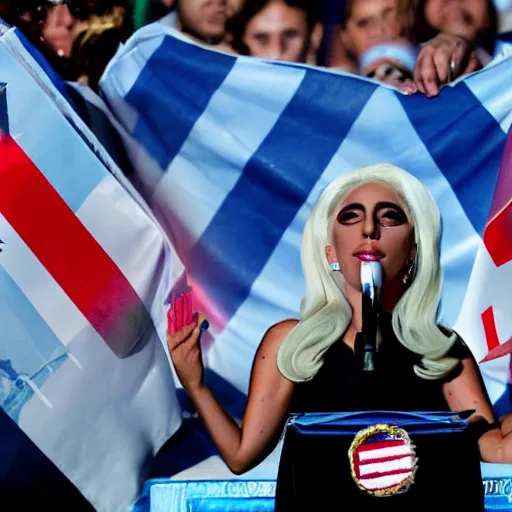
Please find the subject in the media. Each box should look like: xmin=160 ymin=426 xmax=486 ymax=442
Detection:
xmin=153 ymin=60 xmax=306 ymax=247
xmin=126 ymin=36 xmax=236 ymax=170
xmin=186 ymin=72 xmax=377 ymax=320
xmin=397 ymin=83 xmax=505 ymax=235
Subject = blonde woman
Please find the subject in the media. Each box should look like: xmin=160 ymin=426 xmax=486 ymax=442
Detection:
xmin=168 ymin=163 xmax=511 ymax=507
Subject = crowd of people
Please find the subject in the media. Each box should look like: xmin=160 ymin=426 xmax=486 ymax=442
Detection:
xmin=0 ymin=0 xmax=511 ymax=94
xmin=2 ymin=2 xmax=512 ymax=510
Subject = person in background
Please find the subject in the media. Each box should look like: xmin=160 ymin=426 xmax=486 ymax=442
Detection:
xmin=412 ymin=0 xmax=497 ymax=62
xmin=330 ymin=0 xmax=412 ymax=71
xmin=3 ymin=1 xmax=100 ymax=81
xmin=412 ymin=0 xmax=498 ymax=97
xmin=359 ymin=38 xmax=419 ymax=92
xmin=72 ymin=2 xmax=132 ymax=90
xmin=14 ymin=0 xmax=94 ymax=61
xmin=229 ymin=0 xmax=323 ymax=64
xmin=158 ymin=0 xmax=233 ymax=52
xmin=0 ymin=0 xmax=10 ymax=21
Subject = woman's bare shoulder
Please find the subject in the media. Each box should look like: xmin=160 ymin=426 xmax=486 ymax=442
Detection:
xmin=257 ymin=319 xmax=299 ymax=353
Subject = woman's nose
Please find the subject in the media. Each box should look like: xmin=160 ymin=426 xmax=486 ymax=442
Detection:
xmin=362 ymin=216 xmax=379 ymax=239
xmin=371 ymin=17 xmax=393 ymax=40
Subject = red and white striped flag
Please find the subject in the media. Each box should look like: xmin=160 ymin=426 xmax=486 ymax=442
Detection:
xmin=350 ymin=425 xmax=417 ymax=495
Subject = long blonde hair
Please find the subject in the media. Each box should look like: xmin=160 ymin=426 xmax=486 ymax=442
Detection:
xmin=277 ymin=163 xmax=459 ymax=382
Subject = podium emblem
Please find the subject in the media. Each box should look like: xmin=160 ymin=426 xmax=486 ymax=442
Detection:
xmin=348 ymin=424 xmax=417 ymax=496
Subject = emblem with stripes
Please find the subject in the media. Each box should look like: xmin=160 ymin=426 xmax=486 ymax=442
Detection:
xmin=349 ymin=424 xmax=417 ymax=496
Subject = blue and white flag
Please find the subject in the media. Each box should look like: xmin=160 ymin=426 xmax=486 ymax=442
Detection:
xmin=0 ymin=24 xmax=183 ymax=510
xmin=101 ymin=23 xmax=512 ymax=478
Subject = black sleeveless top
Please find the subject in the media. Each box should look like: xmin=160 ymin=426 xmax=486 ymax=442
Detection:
xmin=276 ymin=315 xmax=485 ymax=512
xmin=289 ymin=313 xmax=468 ymax=414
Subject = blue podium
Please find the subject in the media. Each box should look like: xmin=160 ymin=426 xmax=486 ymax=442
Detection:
xmin=139 ymin=411 xmax=512 ymax=511
xmin=140 ymin=467 xmax=512 ymax=512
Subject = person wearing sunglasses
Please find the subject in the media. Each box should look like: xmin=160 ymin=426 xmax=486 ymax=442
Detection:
xmin=14 ymin=0 xmax=94 ymax=59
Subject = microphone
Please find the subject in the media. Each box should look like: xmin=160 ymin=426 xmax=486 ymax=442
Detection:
xmin=355 ymin=261 xmax=382 ymax=372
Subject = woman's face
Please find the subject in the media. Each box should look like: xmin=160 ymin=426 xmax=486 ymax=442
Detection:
xmin=423 ymin=0 xmax=490 ymax=43
xmin=326 ymin=182 xmax=415 ymax=295
xmin=342 ymin=0 xmax=402 ymax=59
xmin=41 ymin=4 xmax=80 ymax=58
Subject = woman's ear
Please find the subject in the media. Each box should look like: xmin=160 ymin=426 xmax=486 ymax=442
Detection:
xmin=410 ymin=243 xmax=417 ymax=263
xmin=325 ymin=245 xmax=338 ymax=264
xmin=161 ymin=0 xmax=175 ymax=9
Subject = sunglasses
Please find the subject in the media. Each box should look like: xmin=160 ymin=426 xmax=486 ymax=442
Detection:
xmin=18 ymin=0 xmax=96 ymax=22
xmin=365 ymin=63 xmax=413 ymax=83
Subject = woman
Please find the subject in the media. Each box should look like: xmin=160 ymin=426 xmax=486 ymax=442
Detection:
xmin=330 ymin=0 xmax=419 ymax=92
xmin=412 ymin=0 xmax=497 ymax=62
xmin=359 ymin=39 xmax=419 ymax=91
xmin=339 ymin=0 xmax=410 ymax=64
xmin=168 ymin=164 xmax=511 ymax=505
xmin=6 ymin=0 xmax=93 ymax=80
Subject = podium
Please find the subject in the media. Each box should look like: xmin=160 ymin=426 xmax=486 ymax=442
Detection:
xmin=275 ymin=411 xmax=485 ymax=512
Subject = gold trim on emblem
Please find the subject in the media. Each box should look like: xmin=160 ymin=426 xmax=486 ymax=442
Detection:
xmin=348 ymin=423 xmax=417 ymax=497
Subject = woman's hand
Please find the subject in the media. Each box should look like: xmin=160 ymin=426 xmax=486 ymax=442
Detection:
xmin=167 ymin=317 xmax=207 ymax=394
xmin=414 ymin=33 xmax=481 ymax=97
xmin=165 ymin=318 xmax=296 ymax=475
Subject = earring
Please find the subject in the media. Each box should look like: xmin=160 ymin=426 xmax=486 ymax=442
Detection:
xmin=403 ymin=263 xmax=414 ymax=285
xmin=330 ymin=262 xmax=340 ymax=272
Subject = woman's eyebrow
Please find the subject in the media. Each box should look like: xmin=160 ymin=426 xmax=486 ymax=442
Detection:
xmin=338 ymin=203 xmax=364 ymax=213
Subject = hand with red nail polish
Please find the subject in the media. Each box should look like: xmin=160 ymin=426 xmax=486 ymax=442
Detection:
xmin=168 ymin=291 xmax=194 ymax=334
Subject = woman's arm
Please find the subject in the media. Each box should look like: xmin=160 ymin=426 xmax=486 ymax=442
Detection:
xmin=442 ymin=355 xmax=512 ymax=463
xmin=168 ymin=318 xmax=297 ymax=474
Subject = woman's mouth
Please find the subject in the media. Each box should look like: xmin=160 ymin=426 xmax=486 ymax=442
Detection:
xmin=354 ymin=250 xmax=384 ymax=262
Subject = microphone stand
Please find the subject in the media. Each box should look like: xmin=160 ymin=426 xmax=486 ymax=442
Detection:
xmin=355 ymin=261 xmax=382 ymax=372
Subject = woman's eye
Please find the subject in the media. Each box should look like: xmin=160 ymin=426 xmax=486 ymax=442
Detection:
xmin=379 ymin=209 xmax=406 ymax=225
xmin=337 ymin=211 xmax=361 ymax=224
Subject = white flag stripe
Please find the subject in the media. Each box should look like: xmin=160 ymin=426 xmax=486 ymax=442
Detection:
xmin=359 ymin=444 xmax=412 ymax=461
xmin=76 ymin=174 xmax=178 ymax=320
xmin=101 ymin=30 xmax=167 ymax=133
xmin=153 ymin=60 xmax=306 ymax=251
xmin=360 ymin=473 xmax=409 ymax=490
xmin=455 ymin=244 xmax=512 ymax=361
xmin=455 ymin=241 xmax=512 ymax=393
xmin=359 ymin=456 xmax=413 ymax=476
xmin=0 ymin=213 xmax=93 ymax=350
